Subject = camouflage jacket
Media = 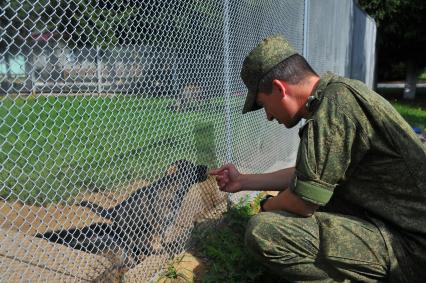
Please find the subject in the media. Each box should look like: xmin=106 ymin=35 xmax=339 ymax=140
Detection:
xmin=292 ymin=72 xmax=426 ymax=281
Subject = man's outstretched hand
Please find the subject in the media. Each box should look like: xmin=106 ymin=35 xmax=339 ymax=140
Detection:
xmin=209 ymin=164 xmax=242 ymax=193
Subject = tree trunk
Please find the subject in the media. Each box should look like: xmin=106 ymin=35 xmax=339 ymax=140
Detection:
xmin=403 ymin=60 xmax=418 ymax=100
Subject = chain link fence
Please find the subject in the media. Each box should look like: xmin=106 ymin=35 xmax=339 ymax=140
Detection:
xmin=1 ymin=0 xmax=376 ymax=281
xmin=306 ymin=0 xmax=376 ymax=87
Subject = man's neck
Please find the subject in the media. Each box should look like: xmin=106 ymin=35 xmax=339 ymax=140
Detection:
xmin=288 ymin=75 xmax=321 ymax=119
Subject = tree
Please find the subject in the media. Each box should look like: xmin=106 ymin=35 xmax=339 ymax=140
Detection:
xmin=358 ymin=0 xmax=426 ymax=99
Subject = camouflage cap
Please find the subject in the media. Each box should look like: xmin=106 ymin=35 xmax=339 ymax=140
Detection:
xmin=241 ymin=35 xmax=298 ymax=114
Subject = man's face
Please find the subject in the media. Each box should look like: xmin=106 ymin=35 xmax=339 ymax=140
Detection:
xmin=256 ymin=85 xmax=301 ymax=128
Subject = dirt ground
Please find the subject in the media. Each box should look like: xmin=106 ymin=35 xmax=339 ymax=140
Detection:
xmin=0 ymin=176 xmax=227 ymax=282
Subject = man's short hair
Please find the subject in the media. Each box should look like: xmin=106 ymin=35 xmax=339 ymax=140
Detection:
xmin=258 ymin=54 xmax=318 ymax=93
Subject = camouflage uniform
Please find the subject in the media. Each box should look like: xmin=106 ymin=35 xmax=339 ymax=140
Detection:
xmin=245 ymin=72 xmax=426 ymax=282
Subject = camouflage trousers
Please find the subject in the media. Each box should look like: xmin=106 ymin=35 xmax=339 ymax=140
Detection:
xmin=245 ymin=211 xmax=400 ymax=283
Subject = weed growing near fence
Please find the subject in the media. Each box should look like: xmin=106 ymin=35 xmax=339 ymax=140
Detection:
xmin=154 ymin=254 xmax=193 ymax=283
xmin=192 ymin=194 xmax=268 ymax=283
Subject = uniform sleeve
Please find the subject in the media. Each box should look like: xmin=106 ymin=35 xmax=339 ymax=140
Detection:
xmin=291 ymin=109 xmax=368 ymax=206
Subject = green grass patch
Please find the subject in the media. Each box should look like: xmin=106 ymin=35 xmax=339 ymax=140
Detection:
xmin=419 ymin=70 xmax=426 ymax=80
xmin=192 ymin=194 xmax=270 ymax=283
xmin=390 ymin=97 xmax=426 ymax=131
xmin=1 ymin=94 xmax=243 ymax=205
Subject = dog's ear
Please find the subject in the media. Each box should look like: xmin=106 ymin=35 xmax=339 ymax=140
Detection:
xmin=165 ymin=159 xmax=197 ymax=176
xmin=165 ymin=160 xmax=185 ymax=175
xmin=165 ymin=163 xmax=178 ymax=175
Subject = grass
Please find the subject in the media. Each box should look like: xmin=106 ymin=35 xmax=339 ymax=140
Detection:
xmin=191 ymin=194 xmax=271 ymax=283
xmin=1 ymin=96 xmax=186 ymax=203
xmin=419 ymin=70 xmax=426 ymax=80
xmin=389 ymin=96 xmax=426 ymax=131
xmin=376 ymin=84 xmax=426 ymax=131
xmin=0 ymin=94 xmax=247 ymax=205
xmin=154 ymin=255 xmax=193 ymax=283
xmin=2 ymin=89 xmax=423 ymax=206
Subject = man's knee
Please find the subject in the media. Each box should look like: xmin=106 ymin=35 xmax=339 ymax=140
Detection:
xmin=245 ymin=211 xmax=319 ymax=260
xmin=244 ymin=212 xmax=272 ymax=257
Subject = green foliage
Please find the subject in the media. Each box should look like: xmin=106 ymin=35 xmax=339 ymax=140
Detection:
xmin=358 ymin=0 xmax=400 ymax=25
xmin=358 ymin=0 xmax=426 ymax=80
xmin=192 ymin=194 xmax=267 ymax=283
xmin=154 ymin=255 xmax=192 ymax=283
xmin=390 ymin=97 xmax=426 ymax=131
xmin=419 ymin=69 xmax=426 ymax=80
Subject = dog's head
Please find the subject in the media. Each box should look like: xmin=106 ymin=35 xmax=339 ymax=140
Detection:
xmin=167 ymin=160 xmax=208 ymax=183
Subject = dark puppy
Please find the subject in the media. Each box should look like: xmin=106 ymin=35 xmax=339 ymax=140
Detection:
xmin=37 ymin=160 xmax=208 ymax=268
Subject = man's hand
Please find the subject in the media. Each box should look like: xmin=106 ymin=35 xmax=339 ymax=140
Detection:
xmin=209 ymin=164 xmax=242 ymax=193
xmin=261 ymin=189 xmax=319 ymax=217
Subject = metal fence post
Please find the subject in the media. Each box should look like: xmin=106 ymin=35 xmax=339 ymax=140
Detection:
xmin=300 ymin=0 xmax=310 ymax=129
xmin=303 ymin=0 xmax=310 ymax=59
xmin=223 ymin=0 xmax=233 ymax=209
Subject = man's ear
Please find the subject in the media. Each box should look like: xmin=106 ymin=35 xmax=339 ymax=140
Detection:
xmin=272 ymin=79 xmax=286 ymax=97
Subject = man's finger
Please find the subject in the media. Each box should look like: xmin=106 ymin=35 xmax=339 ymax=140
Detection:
xmin=209 ymin=164 xmax=231 ymax=175
xmin=209 ymin=167 xmax=224 ymax=175
xmin=215 ymin=175 xmax=228 ymax=182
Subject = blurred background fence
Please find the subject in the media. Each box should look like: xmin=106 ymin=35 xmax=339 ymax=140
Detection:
xmin=0 ymin=0 xmax=376 ymax=281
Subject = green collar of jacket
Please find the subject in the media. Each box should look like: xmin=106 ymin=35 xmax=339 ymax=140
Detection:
xmin=307 ymin=72 xmax=336 ymax=113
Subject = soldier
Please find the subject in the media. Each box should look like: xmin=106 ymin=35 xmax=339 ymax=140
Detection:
xmin=210 ymin=35 xmax=426 ymax=282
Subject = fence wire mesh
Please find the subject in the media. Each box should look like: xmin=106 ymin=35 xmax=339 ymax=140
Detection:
xmin=306 ymin=0 xmax=376 ymax=87
xmin=1 ymin=0 xmax=376 ymax=281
